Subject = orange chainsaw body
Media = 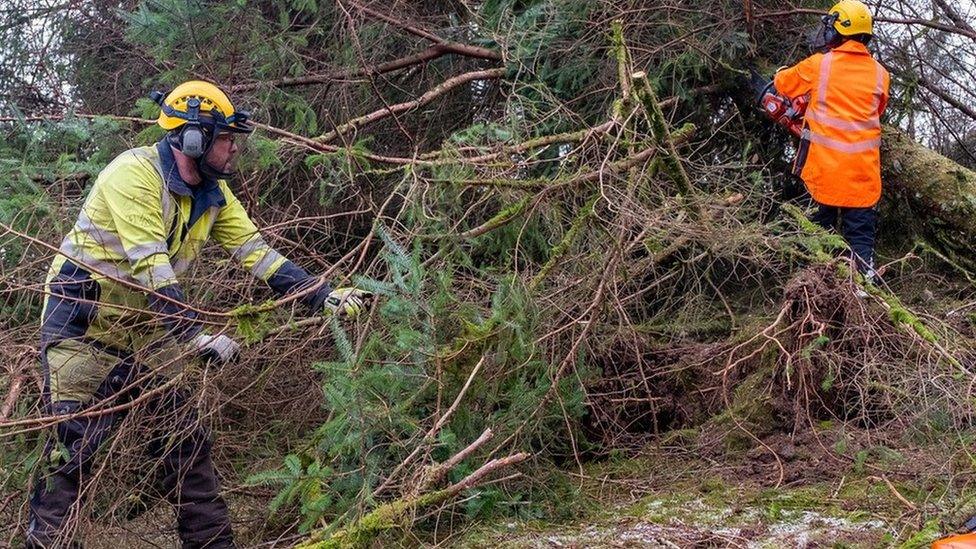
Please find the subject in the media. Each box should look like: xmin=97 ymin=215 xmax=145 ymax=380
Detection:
xmin=759 ymin=91 xmax=809 ymax=138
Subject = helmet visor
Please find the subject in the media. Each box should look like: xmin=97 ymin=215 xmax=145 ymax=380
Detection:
xmin=218 ymin=110 xmax=254 ymax=134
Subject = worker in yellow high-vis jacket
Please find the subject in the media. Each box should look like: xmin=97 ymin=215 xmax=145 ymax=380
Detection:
xmin=26 ymin=81 xmax=369 ymax=548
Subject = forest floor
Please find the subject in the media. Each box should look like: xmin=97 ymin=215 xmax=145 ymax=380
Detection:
xmin=13 ymin=260 xmax=976 ymax=548
xmin=452 ymin=265 xmax=976 ymax=548
xmin=457 ymin=429 xmax=964 ymax=548
xmin=43 ymin=428 xmax=966 ymax=548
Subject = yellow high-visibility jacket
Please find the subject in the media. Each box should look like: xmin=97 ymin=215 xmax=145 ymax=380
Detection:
xmin=43 ymin=141 xmax=319 ymax=356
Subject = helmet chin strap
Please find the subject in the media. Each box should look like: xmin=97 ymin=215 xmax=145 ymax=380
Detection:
xmin=198 ymin=157 xmax=233 ymax=180
xmin=197 ymin=158 xmax=235 ymax=181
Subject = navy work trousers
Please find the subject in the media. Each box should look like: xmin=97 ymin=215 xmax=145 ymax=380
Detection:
xmin=26 ymin=353 xmax=234 ymax=548
xmin=810 ymin=203 xmax=877 ymax=276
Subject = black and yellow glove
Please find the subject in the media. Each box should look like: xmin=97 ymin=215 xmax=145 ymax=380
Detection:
xmin=323 ymin=288 xmax=373 ymax=318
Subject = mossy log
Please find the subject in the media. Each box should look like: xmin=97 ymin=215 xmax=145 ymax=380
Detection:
xmin=881 ymin=126 xmax=976 ymax=268
xmin=699 ymin=364 xmax=778 ymax=452
xmin=298 ymin=451 xmax=530 ymax=549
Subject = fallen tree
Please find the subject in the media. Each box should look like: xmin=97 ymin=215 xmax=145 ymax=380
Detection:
xmin=3 ymin=1 xmax=976 ymax=547
xmin=882 ymin=125 xmax=976 ymax=269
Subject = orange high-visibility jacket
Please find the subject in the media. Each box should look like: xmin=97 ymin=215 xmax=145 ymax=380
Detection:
xmin=774 ymin=41 xmax=890 ymax=208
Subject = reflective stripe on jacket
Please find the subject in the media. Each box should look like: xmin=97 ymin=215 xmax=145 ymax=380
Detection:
xmin=55 ymin=142 xmax=287 ymax=289
xmin=774 ymin=41 xmax=890 ymax=208
xmin=44 ymin=142 xmax=292 ymax=351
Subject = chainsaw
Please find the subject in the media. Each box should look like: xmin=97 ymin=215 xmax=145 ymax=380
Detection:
xmin=749 ymin=69 xmax=809 ymax=138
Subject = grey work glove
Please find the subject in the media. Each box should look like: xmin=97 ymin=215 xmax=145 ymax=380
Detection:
xmin=324 ymin=288 xmax=373 ymax=319
xmin=190 ymin=332 xmax=240 ymax=364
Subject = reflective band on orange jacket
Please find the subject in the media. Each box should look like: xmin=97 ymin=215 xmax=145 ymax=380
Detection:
xmin=774 ymin=41 xmax=890 ymax=208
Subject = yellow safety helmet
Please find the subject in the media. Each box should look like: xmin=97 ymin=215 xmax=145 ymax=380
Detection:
xmin=826 ymin=0 xmax=873 ymax=37
xmin=149 ymin=80 xmax=252 ymax=162
xmin=151 ymin=80 xmax=252 ymax=134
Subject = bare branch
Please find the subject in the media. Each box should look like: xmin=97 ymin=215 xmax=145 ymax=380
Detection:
xmin=313 ymin=67 xmax=506 ymax=144
xmin=344 ymin=0 xmax=503 ymax=61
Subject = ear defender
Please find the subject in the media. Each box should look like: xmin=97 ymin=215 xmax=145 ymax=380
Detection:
xmin=179 ymin=98 xmax=205 ymax=159
xmin=181 ymin=125 xmax=204 ymax=158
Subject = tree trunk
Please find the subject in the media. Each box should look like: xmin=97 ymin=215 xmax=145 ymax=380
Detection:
xmin=881 ymin=125 xmax=976 ymax=268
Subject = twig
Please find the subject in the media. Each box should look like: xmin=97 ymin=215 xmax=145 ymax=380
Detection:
xmin=871 ymin=475 xmax=918 ymax=511
xmin=0 ymin=376 xmax=24 ymax=422
xmin=932 ymin=0 xmax=975 ymax=35
xmin=422 ymin=428 xmax=495 ymax=491
xmin=744 ymin=0 xmax=755 ymax=43
xmin=632 ymin=71 xmax=699 ymax=211
xmin=313 ymin=67 xmax=506 ymax=144
xmin=344 ymin=0 xmax=503 ymax=61
xmin=754 ymin=8 xmax=976 ymax=41
xmin=299 ymin=445 xmax=529 ymax=548
xmin=373 ymin=357 xmax=488 ymax=497
xmin=529 ymin=193 xmax=600 ymax=291
xmin=229 ymin=46 xmax=447 ymax=92
xmin=431 ymin=356 xmax=486 ymax=437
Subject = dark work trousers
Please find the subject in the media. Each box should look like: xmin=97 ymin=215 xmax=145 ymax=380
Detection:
xmin=810 ymin=203 xmax=878 ymax=277
xmin=27 ymin=350 xmax=234 ymax=549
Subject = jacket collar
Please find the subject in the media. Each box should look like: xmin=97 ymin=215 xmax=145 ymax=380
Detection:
xmin=155 ymin=140 xmax=226 ymax=209
xmin=831 ymin=40 xmax=871 ymax=55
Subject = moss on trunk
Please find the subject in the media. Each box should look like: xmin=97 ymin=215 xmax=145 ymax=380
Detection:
xmin=881 ymin=126 xmax=976 ymax=269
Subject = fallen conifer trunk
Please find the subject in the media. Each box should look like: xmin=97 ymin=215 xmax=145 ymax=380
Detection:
xmin=881 ymin=125 xmax=976 ymax=268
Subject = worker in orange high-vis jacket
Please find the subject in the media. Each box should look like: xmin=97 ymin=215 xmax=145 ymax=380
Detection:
xmin=774 ymin=0 xmax=890 ymax=281
xmin=934 ymin=531 xmax=976 ymax=548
